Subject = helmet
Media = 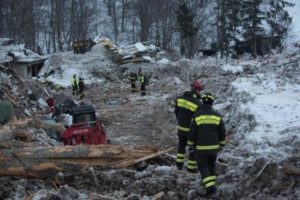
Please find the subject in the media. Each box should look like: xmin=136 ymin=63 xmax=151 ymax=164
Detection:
xmin=201 ymin=92 xmax=215 ymax=104
xmin=191 ymin=80 xmax=204 ymax=91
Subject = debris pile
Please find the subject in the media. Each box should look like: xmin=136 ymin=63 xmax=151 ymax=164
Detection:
xmin=94 ymin=37 xmax=160 ymax=65
xmin=0 ymin=65 xmax=51 ymax=119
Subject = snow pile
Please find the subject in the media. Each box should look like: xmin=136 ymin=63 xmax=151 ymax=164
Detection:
xmin=157 ymin=58 xmax=170 ymax=64
xmin=232 ymin=73 xmax=300 ymax=160
xmin=39 ymin=44 xmax=115 ymax=87
xmin=221 ymin=64 xmax=244 ymax=74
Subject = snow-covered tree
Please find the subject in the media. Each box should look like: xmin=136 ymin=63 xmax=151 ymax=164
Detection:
xmin=265 ymin=0 xmax=294 ymax=48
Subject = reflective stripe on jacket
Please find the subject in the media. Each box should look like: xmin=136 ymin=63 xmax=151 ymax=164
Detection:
xmin=129 ymin=73 xmax=137 ymax=83
xmin=139 ymin=74 xmax=144 ymax=83
xmin=188 ymin=104 xmax=226 ymax=154
xmin=71 ymin=77 xmax=78 ymax=87
xmin=175 ymin=91 xmax=201 ymax=133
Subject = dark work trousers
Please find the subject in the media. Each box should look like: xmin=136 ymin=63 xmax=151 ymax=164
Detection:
xmin=196 ymin=152 xmax=217 ymax=193
xmin=176 ymin=131 xmax=196 ymax=171
xmin=72 ymin=86 xmax=78 ymax=96
xmin=131 ymin=83 xmax=137 ymax=92
xmin=78 ymin=90 xmax=84 ymax=99
xmin=141 ymin=83 xmax=146 ymax=96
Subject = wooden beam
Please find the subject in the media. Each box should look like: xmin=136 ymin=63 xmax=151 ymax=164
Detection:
xmin=282 ymin=163 xmax=300 ymax=175
xmin=0 ymin=145 xmax=174 ymax=178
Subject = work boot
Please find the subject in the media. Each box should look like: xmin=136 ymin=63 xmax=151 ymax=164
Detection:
xmin=176 ymin=164 xmax=183 ymax=170
xmin=203 ymin=186 xmax=217 ymax=197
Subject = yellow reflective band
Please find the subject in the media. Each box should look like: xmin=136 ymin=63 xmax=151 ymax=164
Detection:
xmin=187 ymin=140 xmax=194 ymax=145
xmin=187 ymin=165 xmax=197 ymax=169
xmin=188 ymin=160 xmax=197 ymax=165
xmin=201 ymin=94 xmax=215 ymax=100
xmin=220 ymin=140 xmax=226 ymax=145
xmin=196 ymin=145 xmax=220 ymax=150
xmin=202 ymin=176 xmax=217 ymax=183
xmin=176 ymin=153 xmax=185 ymax=158
xmin=204 ymin=181 xmax=216 ymax=188
xmin=177 ymin=126 xmax=190 ymax=132
xmin=195 ymin=115 xmax=221 ymax=125
xmin=177 ymin=99 xmax=198 ymax=112
xmin=176 ymin=158 xmax=184 ymax=163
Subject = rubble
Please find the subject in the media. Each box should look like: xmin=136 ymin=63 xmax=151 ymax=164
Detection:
xmin=95 ymin=37 xmax=160 ymax=64
xmin=0 ymin=37 xmax=300 ymax=200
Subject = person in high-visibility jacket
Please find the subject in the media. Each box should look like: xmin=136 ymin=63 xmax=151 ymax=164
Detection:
xmin=138 ymin=68 xmax=146 ymax=96
xmin=188 ymin=92 xmax=226 ymax=196
xmin=129 ymin=71 xmax=137 ymax=92
xmin=71 ymin=74 xmax=78 ymax=96
xmin=78 ymin=77 xmax=85 ymax=99
xmin=174 ymin=80 xmax=203 ymax=172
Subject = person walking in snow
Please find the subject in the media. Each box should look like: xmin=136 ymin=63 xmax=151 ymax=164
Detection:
xmin=138 ymin=68 xmax=146 ymax=96
xmin=71 ymin=74 xmax=78 ymax=96
xmin=129 ymin=71 xmax=137 ymax=93
xmin=174 ymin=80 xmax=203 ymax=172
xmin=188 ymin=92 xmax=226 ymax=196
xmin=78 ymin=77 xmax=85 ymax=99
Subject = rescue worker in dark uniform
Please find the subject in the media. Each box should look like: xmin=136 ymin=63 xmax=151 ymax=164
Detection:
xmin=78 ymin=77 xmax=85 ymax=99
xmin=175 ymin=80 xmax=203 ymax=172
xmin=138 ymin=68 xmax=146 ymax=96
xmin=79 ymin=40 xmax=84 ymax=54
xmin=71 ymin=74 xmax=78 ymax=96
xmin=73 ymin=41 xmax=78 ymax=54
xmin=188 ymin=92 xmax=226 ymax=196
xmin=129 ymin=71 xmax=137 ymax=92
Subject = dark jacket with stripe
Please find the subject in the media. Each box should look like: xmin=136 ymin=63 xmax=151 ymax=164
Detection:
xmin=175 ymin=91 xmax=201 ymax=133
xmin=188 ymin=104 xmax=226 ymax=154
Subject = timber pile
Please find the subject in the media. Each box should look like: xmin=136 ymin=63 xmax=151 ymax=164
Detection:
xmin=0 ymin=145 xmax=174 ymax=178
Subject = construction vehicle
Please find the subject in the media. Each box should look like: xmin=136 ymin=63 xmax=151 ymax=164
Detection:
xmin=47 ymin=97 xmax=107 ymax=145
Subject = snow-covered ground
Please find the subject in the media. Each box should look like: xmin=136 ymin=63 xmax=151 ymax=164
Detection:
xmin=232 ymin=72 xmax=300 ymax=159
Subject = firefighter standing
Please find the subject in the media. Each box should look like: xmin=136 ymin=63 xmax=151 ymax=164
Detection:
xmin=73 ymin=41 xmax=79 ymax=54
xmin=175 ymin=80 xmax=203 ymax=172
xmin=129 ymin=71 xmax=137 ymax=92
xmin=78 ymin=77 xmax=85 ymax=99
xmin=71 ymin=74 xmax=78 ymax=96
xmin=188 ymin=92 xmax=226 ymax=196
xmin=138 ymin=68 xmax=146 ymax=96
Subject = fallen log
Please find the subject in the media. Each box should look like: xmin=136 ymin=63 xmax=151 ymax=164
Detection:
xmin=0 ymin=145 xmax=173 ymax=178
xmin=282 ymin=163 xmax=300 ymax=175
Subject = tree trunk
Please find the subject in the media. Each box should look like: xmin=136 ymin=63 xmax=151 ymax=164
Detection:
xmin=0 ymin=145 xmax=174 ymax=178
xmin=121 ymin=0 xmax=126 ymax=32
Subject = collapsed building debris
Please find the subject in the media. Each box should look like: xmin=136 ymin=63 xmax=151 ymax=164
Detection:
xmin=0 ymin=39 xmax=47 ymax=78
xmin=95 ymin=37 xmax=160 ymax=64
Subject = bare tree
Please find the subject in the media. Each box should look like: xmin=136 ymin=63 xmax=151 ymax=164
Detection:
xmin=135 ymin=0 xmax=154 ymax=42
